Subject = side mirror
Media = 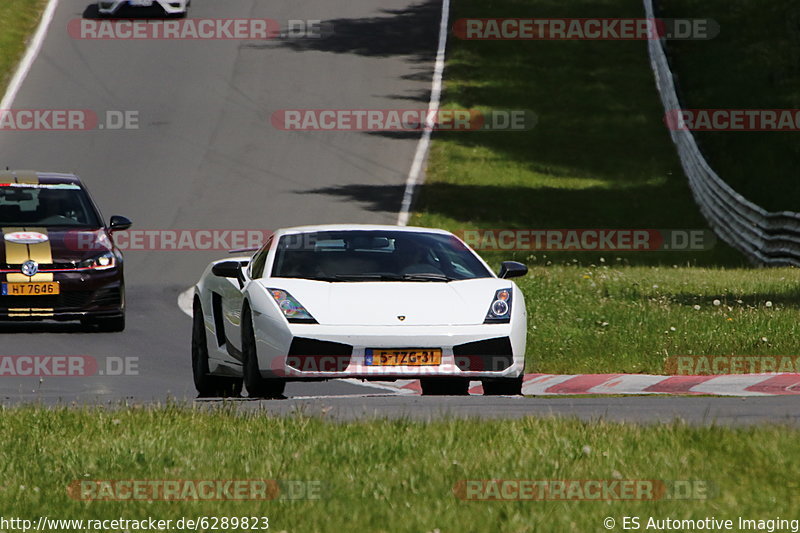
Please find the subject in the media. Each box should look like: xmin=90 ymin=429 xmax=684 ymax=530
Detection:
xmin=109 ymin=215 xmax=132 ymax=232
xmin=499 ymin=261 xmax=527 ymax=279
xmin=212 ymin=261 xmax=243 ymax=279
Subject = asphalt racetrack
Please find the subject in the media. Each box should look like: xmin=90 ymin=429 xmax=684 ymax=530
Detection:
xmin=0 ymin=0 xmax=438 ymax=402
xmin=0 ymin=0 xmax=796 ymax=425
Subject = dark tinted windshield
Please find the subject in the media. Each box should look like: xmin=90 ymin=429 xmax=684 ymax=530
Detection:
xmin=0 ymin=184 xmax=101 ymax=228
xmin=270 ymin=230 xmax=492 ymax=281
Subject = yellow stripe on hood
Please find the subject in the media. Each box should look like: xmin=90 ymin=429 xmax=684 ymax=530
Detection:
xmin=14 ymin=171 xmax=40 ymax=184
xmin=26 ymin=227 xmax=53 ymax=264
xmin=2 ymin=227 xmax=29 ymax=265
xmin=3 ymin=227 xmax=54 ymax=282
xmin=2 ymin=174 xmax=53 ymax=281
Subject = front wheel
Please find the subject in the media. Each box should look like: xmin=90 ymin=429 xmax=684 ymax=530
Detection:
xmin=192 ymin=300 xmax=242 ymax=397
xmin=482 ymin=376 xmax=523 ymax=396
xmin=420 ymin=378 xmax=469 ymax=396
xmin=242 ymin=303 xmax=286 ymax=399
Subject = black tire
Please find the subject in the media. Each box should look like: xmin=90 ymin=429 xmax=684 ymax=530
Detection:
xmin=420 ymin=378 xmax=470 ymax=396
xmin=192 ymin=300 xmax=242 ymax=398
xmin=482 ymin=376 xmax=523 ymax=396
xmin=242 ymin=303 xmax=286 ymax=399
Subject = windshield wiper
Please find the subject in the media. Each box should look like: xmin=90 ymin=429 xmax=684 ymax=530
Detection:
xmin=303 ymin=273 xmax=455 ymax=282
xmin=401 ymin=273 xmax=455 ymax=282
xmin=333 ymin=274 xmax=404 ymax=281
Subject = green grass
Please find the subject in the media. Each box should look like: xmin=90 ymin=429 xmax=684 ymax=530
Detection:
xmin=410 ymin=0 xmax=800 ymax=372
xmin=1 ymin=406 xmax=799 ymax=532
xmin=0 ymin=0 xmax=48 ymax=92
xmin=518 ymin=265 xmax=800 ymax=373
xmin=413 ymin=0 xmax=746 ymax=268
xmin=661 ymin=0 xmax=800 ymax=212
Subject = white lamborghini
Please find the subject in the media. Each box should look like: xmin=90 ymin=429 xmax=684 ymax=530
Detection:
xmin=191 ymin=225 xmax=528 ymax=398
xmin=97 ymin=0 xmax=189 ymax=17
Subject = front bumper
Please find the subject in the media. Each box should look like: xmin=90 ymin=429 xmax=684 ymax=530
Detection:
xmin=0 ymin=269 xmax=123 ymax=321
xmin=256 ymin=323 xmax=526 ymax=380
xmin=98 ymin=0 xmax=188 ymax=15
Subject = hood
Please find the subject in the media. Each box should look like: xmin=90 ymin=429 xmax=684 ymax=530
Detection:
xmin=0 ymin=227 xmax=113 ymax=265
xmin=260 ymin=278 xmax=511 ymax=326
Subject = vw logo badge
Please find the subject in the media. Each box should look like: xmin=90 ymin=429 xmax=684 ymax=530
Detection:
xmin=21 ymin=260 xmax=39 ymax=277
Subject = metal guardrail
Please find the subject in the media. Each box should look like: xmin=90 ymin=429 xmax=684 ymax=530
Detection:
xmin=644 ymin=0 xmax=800 ymax=266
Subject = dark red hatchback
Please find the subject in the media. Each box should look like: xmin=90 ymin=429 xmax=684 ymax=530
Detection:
xmin=0 ymin=170 xmax=131 ymax=331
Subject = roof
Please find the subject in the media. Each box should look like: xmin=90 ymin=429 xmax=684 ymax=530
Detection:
xmin=277 ymin=224 xmax=454 ymax=236
xmin=0 ymin=170 xmax=81 ymax=186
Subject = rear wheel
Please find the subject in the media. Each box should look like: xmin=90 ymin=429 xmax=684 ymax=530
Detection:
xmin=420 ymin=378 xmax=469 ymax=396
xmin=242 ymin=303 xmax=286 ymax=399
xmin=192 ymin=299 xmax=242 ymax=397
xmin=482 ymin=377 xmax=523 ymax=396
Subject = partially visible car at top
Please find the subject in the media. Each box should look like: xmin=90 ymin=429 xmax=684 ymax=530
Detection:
xmin=97 ymin=0 xmax=190 ymax=17
xmin=0 ymin=171 xmax=131 ymax=331
xmin=192 ymin=224 xmax=528 ymax=398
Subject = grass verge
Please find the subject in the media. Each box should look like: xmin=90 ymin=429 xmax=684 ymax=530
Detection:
xmin=0 ymin=0 xmax=48 ymax=93
xmin=518 ymin=265 xmax=800 ymax=374
xmin=2 ymin=406 xmax=800 ymax=532
xmin=661 ymin=0 xmax=800 ymax=212
xmin=411 ymin=0 xmax=799 ymax=372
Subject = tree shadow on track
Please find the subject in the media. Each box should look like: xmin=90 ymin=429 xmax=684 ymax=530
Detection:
xmin=248 ymin=0 xmax=441 ymax=60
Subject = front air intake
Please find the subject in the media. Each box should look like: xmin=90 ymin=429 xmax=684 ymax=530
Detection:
xmin=453 ymin=337 xmax=513 ymax=371
xmin=287 ymin=337 xmax=353 ymax=372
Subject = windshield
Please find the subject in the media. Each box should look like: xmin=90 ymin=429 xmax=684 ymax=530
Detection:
xmin=0 ymin=183 xmax=101 ymax=228
xmin=270 ymin=230 xmax=493 ymax=281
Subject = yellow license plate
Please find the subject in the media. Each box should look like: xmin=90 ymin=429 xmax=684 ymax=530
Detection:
xmin=366 ymin=349 xmax=442 ymax=366
xmin=2 ymin=282 xmax=60 ymax=296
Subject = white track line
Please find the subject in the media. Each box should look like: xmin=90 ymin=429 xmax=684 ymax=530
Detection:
xmin=0 ymin=0 xmax=60 ymax=110
xmin=396 ymin=0 xmax=451 ymax=226
xmin=341 ymin=379 xmax=418 ymax=395
xmin=178 ymin=0 xmax=452 ymax=314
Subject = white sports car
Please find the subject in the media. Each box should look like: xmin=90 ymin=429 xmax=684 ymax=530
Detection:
xmin=97 ymin=0 xmax=189 ymax=17
xmin=191 ymin=225 xmax=528 ymax=398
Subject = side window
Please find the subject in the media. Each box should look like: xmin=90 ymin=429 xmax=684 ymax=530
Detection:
xmin=249 ymin=237 xmax=273 ymax=279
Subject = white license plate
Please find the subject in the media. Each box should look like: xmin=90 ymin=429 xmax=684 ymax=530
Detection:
xmin=129 ymin=0 xmax=154 ymax=6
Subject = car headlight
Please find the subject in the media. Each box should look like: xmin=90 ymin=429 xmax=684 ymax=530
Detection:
xmin=79 ymin=252 xmax=116 ymax=270
xmin=268 ymin=288 xmax=317 ymax=323
xmin=484 ymin=288 xmax=512 ymax=323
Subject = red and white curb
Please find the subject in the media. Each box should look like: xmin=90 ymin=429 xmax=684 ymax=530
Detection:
xmin=351 ymin=374 xmax=800 ymax=396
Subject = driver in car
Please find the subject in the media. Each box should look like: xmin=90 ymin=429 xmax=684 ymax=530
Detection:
xmin=394 ymin=238 xmax=444 ymax=275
